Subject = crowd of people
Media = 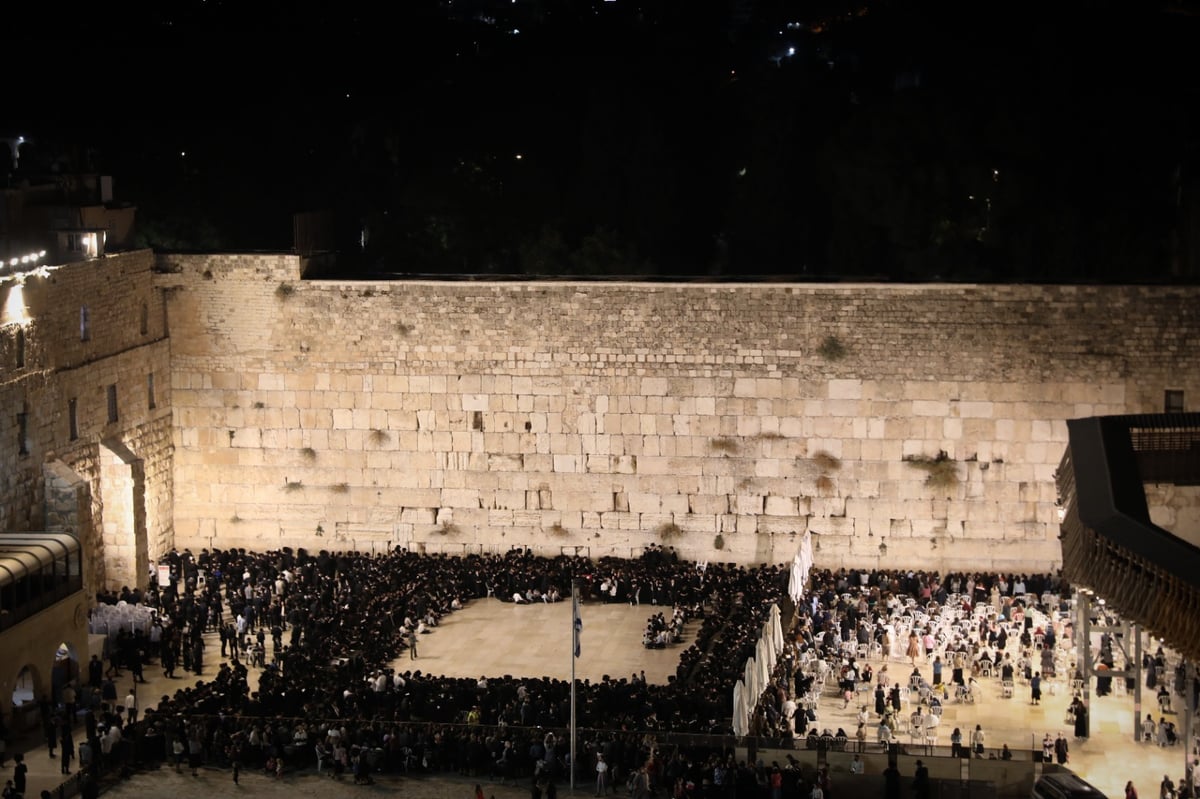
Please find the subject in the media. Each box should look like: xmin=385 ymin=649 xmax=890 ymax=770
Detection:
xmin=750 ymin=567 xmax=1195 ymax=767
xmin=12 ymin=555 xmax=1197 ymax=799
xmin=23 ymin=545 xmax=791 ymax=795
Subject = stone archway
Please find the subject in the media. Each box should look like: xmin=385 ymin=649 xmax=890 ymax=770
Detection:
xmin=98 ymin=440 xmax=149 ymax=590
xmin=9 ymin=663 xmax=43 ymax=732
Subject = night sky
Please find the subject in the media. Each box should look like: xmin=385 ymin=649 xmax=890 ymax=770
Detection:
xmin=7 ymin=0 xmax=1200 ymax=282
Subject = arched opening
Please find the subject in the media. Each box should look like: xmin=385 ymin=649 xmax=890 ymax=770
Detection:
xmin=50 ymin=640 xmax=79 ymax=705
xmin=10 ymin=663 xmax=42 ymax=732
xmin=98 ymin=440 xmax=148 ymax=590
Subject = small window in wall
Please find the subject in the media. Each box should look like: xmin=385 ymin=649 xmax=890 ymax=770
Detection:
xmin=15 ymin=328 xmax=24 ymax=367
xmin=17 ymin=406 xmax=28 ymax=455
xmin=140 ymin=303 xmax=149 ymax=335
xmin=68 ymin=398 xmax=78 ymax=440
xmin=80 ymin=306 xmax=90 ymax=341
xmin=106 ymin=384 xmax=118 ymax=424
xmin=147 ymin=373 xmax=156 ymax=410
xmin=1165 ymin=390 xmax=1185 ymax=414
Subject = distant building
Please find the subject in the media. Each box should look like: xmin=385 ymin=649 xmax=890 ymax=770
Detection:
xmin=1 ymin=138 xmax=136 ymax=272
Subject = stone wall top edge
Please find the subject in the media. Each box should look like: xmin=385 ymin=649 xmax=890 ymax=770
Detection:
xmin=304 ymin=278 xmax=1200 ymax=295
xmin=22 ymin=248 xmax=156 ymax=278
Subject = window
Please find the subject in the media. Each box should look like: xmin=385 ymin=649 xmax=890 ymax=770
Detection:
xmin=147 ymin=373 xmax=156 ymax=410
xmin=80 ymin=306 xmax=90 ymax=341
xmin=106 ymin=384 xmax=118 ymax=424
xmin=140 ymin=303 xmax=149 ymax=335
xmin=68 ymin=398 xmax=78 ymax=440
xmin=1165 ymin=390 xmax=1185 ymax=414
xmin=67 ymin=232 xmax=83 ymax=252
xmin=15 ymin=328 xmax=24 ymax=367
xmin=17 ymin=406 xmax=28 ymax=455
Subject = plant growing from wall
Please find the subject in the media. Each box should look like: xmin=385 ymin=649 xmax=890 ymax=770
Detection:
xmin=369 ymin=429 xmax=390 ymax=447
xmin=252 ymin=401 xmax=265 ymax=409
xmin=301 ymin=447 xmax=317 ymax=461
xmin=817 ymin=335 xmax=847 ymax=361
xmin=549 ymin=523 xmax=568 ymax=536
xmin=713 ymin=533 xmax=725 ymax=550
xmin=657 ymin=522 xmax=682 ymax=540
xmin=904 ymin=451 xmax=960 ymax=489
xmin=276 ymin=282 xmax=295 ymax=299
xmin=330 ymin=482 xmax=350 ymax=494
xmin=284 ymin=480 xmax=304 ymax=493
xmin=709 ymin=437 xmax=740 ymax=455
xmin=434 ymin=521 xmax=461 ymax=536
xmin=315 ymin=524 xmax=325 ymax=537
xmin=811 ymin=450 xmax=842 ymax=472
xmin=396 ymin=323 xmax=413 ymax=337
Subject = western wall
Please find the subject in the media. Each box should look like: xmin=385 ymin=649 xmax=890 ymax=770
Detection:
xmin=156 ymin=253 xmax=1200 ymax=572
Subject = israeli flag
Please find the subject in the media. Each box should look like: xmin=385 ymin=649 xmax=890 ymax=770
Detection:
xmin=573 ymin=595 xmax=583 ymax=658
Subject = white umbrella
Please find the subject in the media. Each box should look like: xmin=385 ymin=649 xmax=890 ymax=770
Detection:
xmin=744 ymin=656 xmax=759 ymax=710
xmin=771 ymin=603 xmax=785 ymax=654
xmin=761 ymin=620 xmax=777 ymax=674
xmin=732 ymin=679 xmax=748 ymax=737
xmin=755 ymin=639 xmax=771 ymax=696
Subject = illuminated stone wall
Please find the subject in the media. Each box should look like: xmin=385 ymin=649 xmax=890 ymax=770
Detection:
xmin=160 ymin=254 xmax=1200 ymax=571
xmin=0 ymin=250 xmax=173 ymax=588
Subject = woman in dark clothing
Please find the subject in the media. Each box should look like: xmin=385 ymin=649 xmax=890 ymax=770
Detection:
xmin=1073 ymin=704 xmax=1088 ymax=740
xmin=875 ymin=684 xmax=886 ymax=715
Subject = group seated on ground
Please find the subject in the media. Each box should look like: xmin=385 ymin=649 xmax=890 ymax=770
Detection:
xmin=643 ymin=608 xmax=689 ymax=648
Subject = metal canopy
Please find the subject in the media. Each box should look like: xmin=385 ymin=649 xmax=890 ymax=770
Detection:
xmin=0 ymin=533 xmax=80 ymax=588
xmin=1058 ymin=413 xmax=1200 ymax=661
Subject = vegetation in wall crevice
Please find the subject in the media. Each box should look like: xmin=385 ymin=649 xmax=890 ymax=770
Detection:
xmin=904 ymin=451 xmax=960 ymax=489
xmin=709 ymin=437 xmax=740 ymax=455
xmin=817 ymin=335 xmax=847 ymax=361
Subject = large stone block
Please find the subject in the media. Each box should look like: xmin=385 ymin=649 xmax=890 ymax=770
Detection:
xmin=660 ymin=494 xmax=689 ymax=515
xmin=688 ymin=494 xmax=729 ymax=515
xmin=828 ymin=379 xmax=862 ymax=400
xmin=627 ymin=493 xmax=661 ymax=513
xmin=764 ymin=495 xmax=799 ymax=516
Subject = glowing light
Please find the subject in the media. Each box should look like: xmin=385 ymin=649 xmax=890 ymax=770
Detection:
xmin=787 ymin=47 xmax=796 ymax=56
xmin=8 ymin=258 xmax=16 ymax=267
xmin=2 ymin=280 xmax=30 ymax=326
xmin=515 ymin=153 xmax=523 ymax=160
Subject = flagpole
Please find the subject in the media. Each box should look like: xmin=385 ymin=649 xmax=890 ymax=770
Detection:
xmin=571 ymin=578 xmax=579 ymax=791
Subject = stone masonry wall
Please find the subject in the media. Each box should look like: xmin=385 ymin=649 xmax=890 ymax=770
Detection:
xmin=0 ymin=250 xmax=173 ymax=588
xmin=160 ymin=253 xmax=1200 ymax=571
